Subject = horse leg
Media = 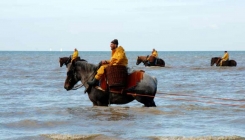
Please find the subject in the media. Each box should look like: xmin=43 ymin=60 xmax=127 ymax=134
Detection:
xmin=91 ymin=100 xmax=108 ymax=106
xmin=135 ymin=96 xmax=156 ymax=107
xmin=92 ymin=102 xmax=98 ymax=106
xmin=144 ymin=100 xmax=156 ymax=107
xmin=144 ymin=61 xmax=150 ymax=66
xmin=96 ymin=101 xmax=108 ymax=106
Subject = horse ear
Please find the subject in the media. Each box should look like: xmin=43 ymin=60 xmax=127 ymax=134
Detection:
xmin=138 ymin=56 xmax=139 ymax=58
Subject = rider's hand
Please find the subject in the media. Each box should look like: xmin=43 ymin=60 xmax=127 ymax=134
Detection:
xmin=101 ymin=60 xmax=108 ymax=64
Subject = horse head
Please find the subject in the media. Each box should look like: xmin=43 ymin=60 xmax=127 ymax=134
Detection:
xmin=136 ymin=56 xmax=148 ymax=65
xmin=211 ymin=57 xmax=222 ymax=66
xmin=64 ymin=60 xmax=97 ymax=91
xmin=64 ymin=61 xmax=80 ymax=90
xmin=210 ymin=57 xmax=215 ymax=66
xmin=136 ymin=56 xmax=142 ymax=65
xmin=59 ymin=57 xmax=70 ymax=67
xmin=59 ymin=57 xmax=64 ymax=67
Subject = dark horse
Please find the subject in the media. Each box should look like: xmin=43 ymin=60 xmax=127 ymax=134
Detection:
xmin=64 ymin=61 xmax=157 ymax=107
xmin=211 ymin=57 xmax=237 ymax=66
xmin=59 ymin=56 xmax=86 ymax=67
xmin=136 ymin=56 xmax=165 ymax=67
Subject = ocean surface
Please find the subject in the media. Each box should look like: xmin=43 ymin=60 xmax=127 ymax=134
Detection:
xmin=0 ymin=51 xmax=245 ymax=140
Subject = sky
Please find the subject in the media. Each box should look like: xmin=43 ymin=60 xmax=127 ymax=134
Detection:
xmin=0 ymin=0 xmax=245 ymax=51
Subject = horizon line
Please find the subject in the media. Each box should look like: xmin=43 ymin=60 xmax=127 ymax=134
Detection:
xmin=0 ymin=50 xmax=244 ymax=52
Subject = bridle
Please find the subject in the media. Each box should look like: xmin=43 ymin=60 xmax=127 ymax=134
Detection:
xmin=137 ymin=56 xmax=148 ymax=65
xmin=67 ymin=65 xmax=97 ymax=90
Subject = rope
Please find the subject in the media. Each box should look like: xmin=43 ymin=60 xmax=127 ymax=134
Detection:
xmin=68 ymin=62 xmax=244 ymax=107
xmin=125 ymin=92 xmax=245 ymax=107
xmin=161 ymin=92 xmax=245 ymax=102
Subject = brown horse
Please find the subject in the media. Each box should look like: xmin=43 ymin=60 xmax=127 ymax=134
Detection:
xmin=136 ymin=56 xmax=165 ymax=67
xmin=59 ymin=56 xmax=85 ymax=67
xmin=210 ymin=57 xmax=237 ymax=66
xmin=59 ymin=57 xmax=69 ymax=67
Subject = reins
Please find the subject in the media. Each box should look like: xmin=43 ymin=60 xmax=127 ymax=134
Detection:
xmin=72 ymin=71 xmax=96 ymax=90
xmin=71 ymin=62 xmax=100 ymax=90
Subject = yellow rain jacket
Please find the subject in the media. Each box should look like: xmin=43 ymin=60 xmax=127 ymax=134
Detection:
xmin=95 ymin=46 xmax=128 ymax=80
xmin=72 ymin=50 xmax=79 ymax=61
xmin=152 ymin=50 xmax=158 ymax=57
xmin=220 ymin=52 xmax=229 ymax=66
xmin=108 ymin=46 xmax=128 ymax=66
xmin=222 ymin=52 xmax=229 ymax=61
xmin=147 ymin=50 xmax=158 ymax=61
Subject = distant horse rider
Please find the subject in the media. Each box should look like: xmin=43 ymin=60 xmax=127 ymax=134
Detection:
xmin=220 ymin=51 xmax=229 ymax=66
xmin=87 ymin=39 xmax=128 ymax=86
xmin=147 ymin=48 xmax=158 ymax=65
xmin=69 ymin=48 xmax=79 ymax=63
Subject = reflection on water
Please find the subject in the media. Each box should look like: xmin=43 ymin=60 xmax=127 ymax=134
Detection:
xmin=67 ymin=106 xmax=136 ymax=121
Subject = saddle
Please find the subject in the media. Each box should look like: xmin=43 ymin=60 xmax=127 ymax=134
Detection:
xmin=72 ymin=56 xmax=81 ymax=62
xmin=95 ymin=65 xmax=145 ymax=93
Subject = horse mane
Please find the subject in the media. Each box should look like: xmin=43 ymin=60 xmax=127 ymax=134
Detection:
xmin=75 ymin=61 xmax=98 ymax=73
xmin=212 ymin=57 xmax=221 ymax=59
xmin=78 ymin=59 xmax=87 ymax=62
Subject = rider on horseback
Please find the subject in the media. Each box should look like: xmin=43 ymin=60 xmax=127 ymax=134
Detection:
xmin=68 ymin=48 xmax=79 ymax=63
xmin=147 ymin=48 xmax=158 ymax=65
xmin=220 ymin=51 xmax=229 ymax=66
xmin=71 ymin=48 xmax=79 ymax=63
xmin=87 ymin=39 xmax=128 ymax=86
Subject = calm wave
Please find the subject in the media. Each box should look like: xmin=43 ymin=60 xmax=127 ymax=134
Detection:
xmin=0 ymin=51 xmax=245 ymax=140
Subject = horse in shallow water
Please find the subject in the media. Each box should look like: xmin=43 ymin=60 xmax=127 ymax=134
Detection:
xmin=59 ymin=56 xmax=86 ymax=67
xmin=210 ymin=57 xmax=237 ymax=66
xmin=64 ymin=61 xmax=157 ymax=107
xmin=136 ymin=56 xmax=165 ymax=67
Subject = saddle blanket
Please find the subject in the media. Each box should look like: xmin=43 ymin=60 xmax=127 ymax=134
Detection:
xmin=95 ymin=70 xmax=145 ymax=93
